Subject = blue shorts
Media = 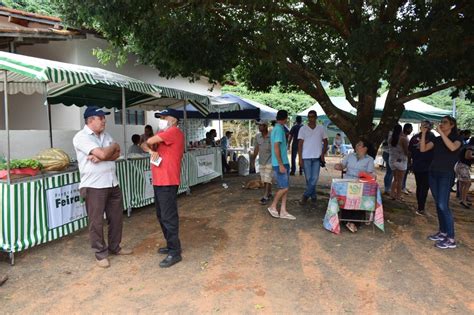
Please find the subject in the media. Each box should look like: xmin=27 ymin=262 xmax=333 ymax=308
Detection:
xmin=273 ymin=164 xmax=290 ymax=189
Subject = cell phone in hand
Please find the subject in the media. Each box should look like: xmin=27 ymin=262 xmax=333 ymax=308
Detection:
xmin=150 ymin=156 xmax=162 ymax=167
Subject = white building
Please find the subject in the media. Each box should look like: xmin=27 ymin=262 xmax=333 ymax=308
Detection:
xmin=0 ymin=7 xmax=219 ymax=159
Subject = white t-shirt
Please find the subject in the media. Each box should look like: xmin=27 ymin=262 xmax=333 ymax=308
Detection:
xmin=298 ymin=124 xmax=328 ymax=159
xmin=73 ymin=125 xmax=119 ymax=189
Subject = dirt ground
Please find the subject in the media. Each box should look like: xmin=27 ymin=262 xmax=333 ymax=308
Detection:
xmin=1 ymin=156 xmax=473 ymax=314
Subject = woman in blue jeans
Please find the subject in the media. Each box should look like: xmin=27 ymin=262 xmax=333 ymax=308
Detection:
xmin=420 ymin=116 xmax=462 ymax=249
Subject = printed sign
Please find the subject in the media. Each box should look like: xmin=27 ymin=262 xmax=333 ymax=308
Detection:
xmin=46 ymin=183 xmax=86 ymax=229
xmin=196 ymin=154 xmax=215 ymax=178
xmin=144 ymin=170 xmax=154 ymax=199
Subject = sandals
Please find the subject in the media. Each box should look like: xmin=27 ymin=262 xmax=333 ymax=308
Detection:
xmin=267 ymin=207 xmax=279 ymax=218
xmin=279 ymin=212 xmax=296 ymax=220
xmin=346 ymin=222 xmax=358 ymax=233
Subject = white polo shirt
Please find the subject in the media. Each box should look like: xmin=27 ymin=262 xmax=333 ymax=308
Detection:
xmin=73 ymin=125 xmax=119 ymax=189
xmin=298 ymin=124 xmax=328 ymax=159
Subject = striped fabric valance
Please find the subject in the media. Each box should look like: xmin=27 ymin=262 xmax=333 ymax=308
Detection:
xmin=0 ymin=51 xmax=160 ymax=96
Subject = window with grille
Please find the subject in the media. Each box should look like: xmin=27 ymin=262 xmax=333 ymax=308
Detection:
xmin=114 ymin=109 xmax=145 ymax=125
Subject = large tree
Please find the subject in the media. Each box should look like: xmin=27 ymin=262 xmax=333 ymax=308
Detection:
xmin=53 ymin=0 xmax=473 ymax=146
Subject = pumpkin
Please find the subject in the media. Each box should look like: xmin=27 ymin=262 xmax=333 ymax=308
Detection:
xmin=35 ymin=148 xmax=71 ymax=171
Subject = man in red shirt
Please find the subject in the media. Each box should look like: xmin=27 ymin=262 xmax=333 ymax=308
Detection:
xmin=141 ymin=108 xmax=184 ymax=268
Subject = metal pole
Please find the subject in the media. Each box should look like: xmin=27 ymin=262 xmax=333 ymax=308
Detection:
xmin=47 ymin=102 xmax=53 ymax=148
xmin=121 ymin=88 xmax=131 ymax=217
xmin=452 ymin=98 xmax=456 ymax=118
xmin=218 ymin=110 xmax=222 ymax=139
xmin=44 ymin=83 xmax=53 ymax=148
xmin=122 ymin=88 xmax=127 ymax=160
xmin=183 ymin=100 xmax=188 ymax=152
xmin=3 ymin=70 xmax=10 ymax=184
xmin=248 ymin=120 xmax=251 ymax=149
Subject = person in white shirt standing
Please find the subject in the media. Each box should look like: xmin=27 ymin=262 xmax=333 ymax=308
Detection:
xmin=73 ymin=106 xmax=132 ymax=268
xmin=298 ymin=110 xmax=328 ymax=205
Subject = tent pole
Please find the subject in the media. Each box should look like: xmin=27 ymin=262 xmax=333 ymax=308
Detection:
xmin=248 ymin=120 xmax=251 ymax=150
xmin=183 ymin=100 xmax=188 ymax=152
xmin=121 ymin=87 xmax=131 ymax=217
xmin=122 ymin=88 xmax=127 ymax=160
xmin=3 ymin=70 xmax=10 ymax=184
xmin=44 ymin=82 xmax=53 ymax=148
xmin=218 ymin=110 xmax=221 ymax=139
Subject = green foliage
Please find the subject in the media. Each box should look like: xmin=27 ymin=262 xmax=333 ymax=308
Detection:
xmin=51 ymin=1 xmax=473 ymax=146
xmin=0 ymin=159 xmax=42 ymax=170
xmin=0 ymin=0 xmax=59 ymax=16
xmin=421 ymin=89 xmax=474 ymax=130
xmin=222 ymin=84 xmax=315 ymax=116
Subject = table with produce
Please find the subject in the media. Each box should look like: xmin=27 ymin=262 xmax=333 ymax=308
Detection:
xmin=0 ymin=148 xmax=87 ymax=262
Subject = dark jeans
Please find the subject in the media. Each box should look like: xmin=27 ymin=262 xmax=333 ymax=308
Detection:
xmin=414 ymin=171 xmax=430 ymax=211
xmin=82 ymin=186 xmax=123 ymax=260
xmin=429 ymin=170 xmax=455 ymax=239
xmin=290 ymin=144 xmax=302 ymax=174
xmin=383 ymin=152 xmax=393 ymax=192
xmin=154 ymin=185 xmax=181 ymax=256
xmin=221 ymin=152 xmax=230 ymax=173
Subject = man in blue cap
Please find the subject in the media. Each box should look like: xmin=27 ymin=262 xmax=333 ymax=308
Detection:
xmin=142 ymin=108 xmax=184 ymax=268
xmin=73 ymin=106 xmax=132 ymax=268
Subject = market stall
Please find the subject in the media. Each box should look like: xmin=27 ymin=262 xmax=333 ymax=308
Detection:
xmin=0 ymin=52 xmax=162 ymax=263
xmin=0 ymin=52 xmax=232 ymax=262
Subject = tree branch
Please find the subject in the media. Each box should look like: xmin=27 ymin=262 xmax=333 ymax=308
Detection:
xmin=396 ymin=80 xmax=465 ymax=104
xmin=341 ymin=80 xmax=359 ymax=109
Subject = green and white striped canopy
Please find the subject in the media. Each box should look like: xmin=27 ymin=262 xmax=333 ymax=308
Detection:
xmin=131 ymin=85 xmax=241 ymax=116
xmin=0 ymin=51 xmax=161 ymax=108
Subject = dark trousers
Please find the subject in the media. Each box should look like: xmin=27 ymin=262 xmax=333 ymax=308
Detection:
xmin=82 ymin=186 xmax=123 ymax=260
xmin=414 ymin=171 xmax=430 ymax=211
xmin=154 ymin=185 xmax=181 ymax=256
xmin=290 ymin=145 xmax=301 ymax=174
xmin=383 ymin=152 xmax=393 ymax=192
xmin=222 ymin=152 xmax=230 ymax=173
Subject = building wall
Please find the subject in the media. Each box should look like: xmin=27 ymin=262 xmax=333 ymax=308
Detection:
xmin=0 ymin=34 xmax=221 ymax=159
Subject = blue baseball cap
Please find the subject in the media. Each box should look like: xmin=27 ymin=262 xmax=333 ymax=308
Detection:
xmin=84 ymin=106 xmax=111 ymax=119
xmin=154 ymin=108 xmax=180 ymax=120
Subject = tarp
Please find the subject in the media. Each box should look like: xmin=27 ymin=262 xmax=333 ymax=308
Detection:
xmin=0 ymin=51 xmax=160 ymax=108
xmin=376 ymin=92 xmax=451 ymax=121
xmin=171 ymin=93 xmax=278 ymax=120
xmin=128 ymin=88 xmax=241 ymax=115
xmin=298 ymin=94 xmax=450 ymax=123
xmin=297 ymin=97 xmax=356 ymax=123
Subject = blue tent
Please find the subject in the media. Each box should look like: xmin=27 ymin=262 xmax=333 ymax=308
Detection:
xmin=174 ymin=93 xmax=278 ymax=120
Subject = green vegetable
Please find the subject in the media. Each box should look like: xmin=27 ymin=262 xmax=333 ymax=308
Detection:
xmin=0 ymin=159 xmax=43 ymax=170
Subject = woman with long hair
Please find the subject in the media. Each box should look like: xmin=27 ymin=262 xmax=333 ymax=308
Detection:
xmin=420 ymin=115 xmax=462 ymax=249
xmin=388 ymin=124 xmax=409 ymax=201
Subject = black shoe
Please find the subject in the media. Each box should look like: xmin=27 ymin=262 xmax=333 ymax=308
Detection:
xmin=159 ymin=254 xmax=182 ymax=268
xmin=157 ymin=247 xmax=169 ymax=255
xmin=290 ymin=171 xmax=295 ymax=176
xmin=460 ymin=201 xmax=470 ymax=209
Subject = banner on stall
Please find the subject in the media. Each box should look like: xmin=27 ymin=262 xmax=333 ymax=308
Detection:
xmin=46 ymin=183 xmax=86 ymax=229
xmin=196 ymin=154 xmax=216 ymax=178
xmin=144 ymin=170 xmax=154 ymax=199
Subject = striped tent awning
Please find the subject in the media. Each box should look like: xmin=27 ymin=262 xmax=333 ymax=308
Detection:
xmin=130 ymin=85 xmax=241 ymax=116
xmin=0 ymin=51 xmax=161 ymax=108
